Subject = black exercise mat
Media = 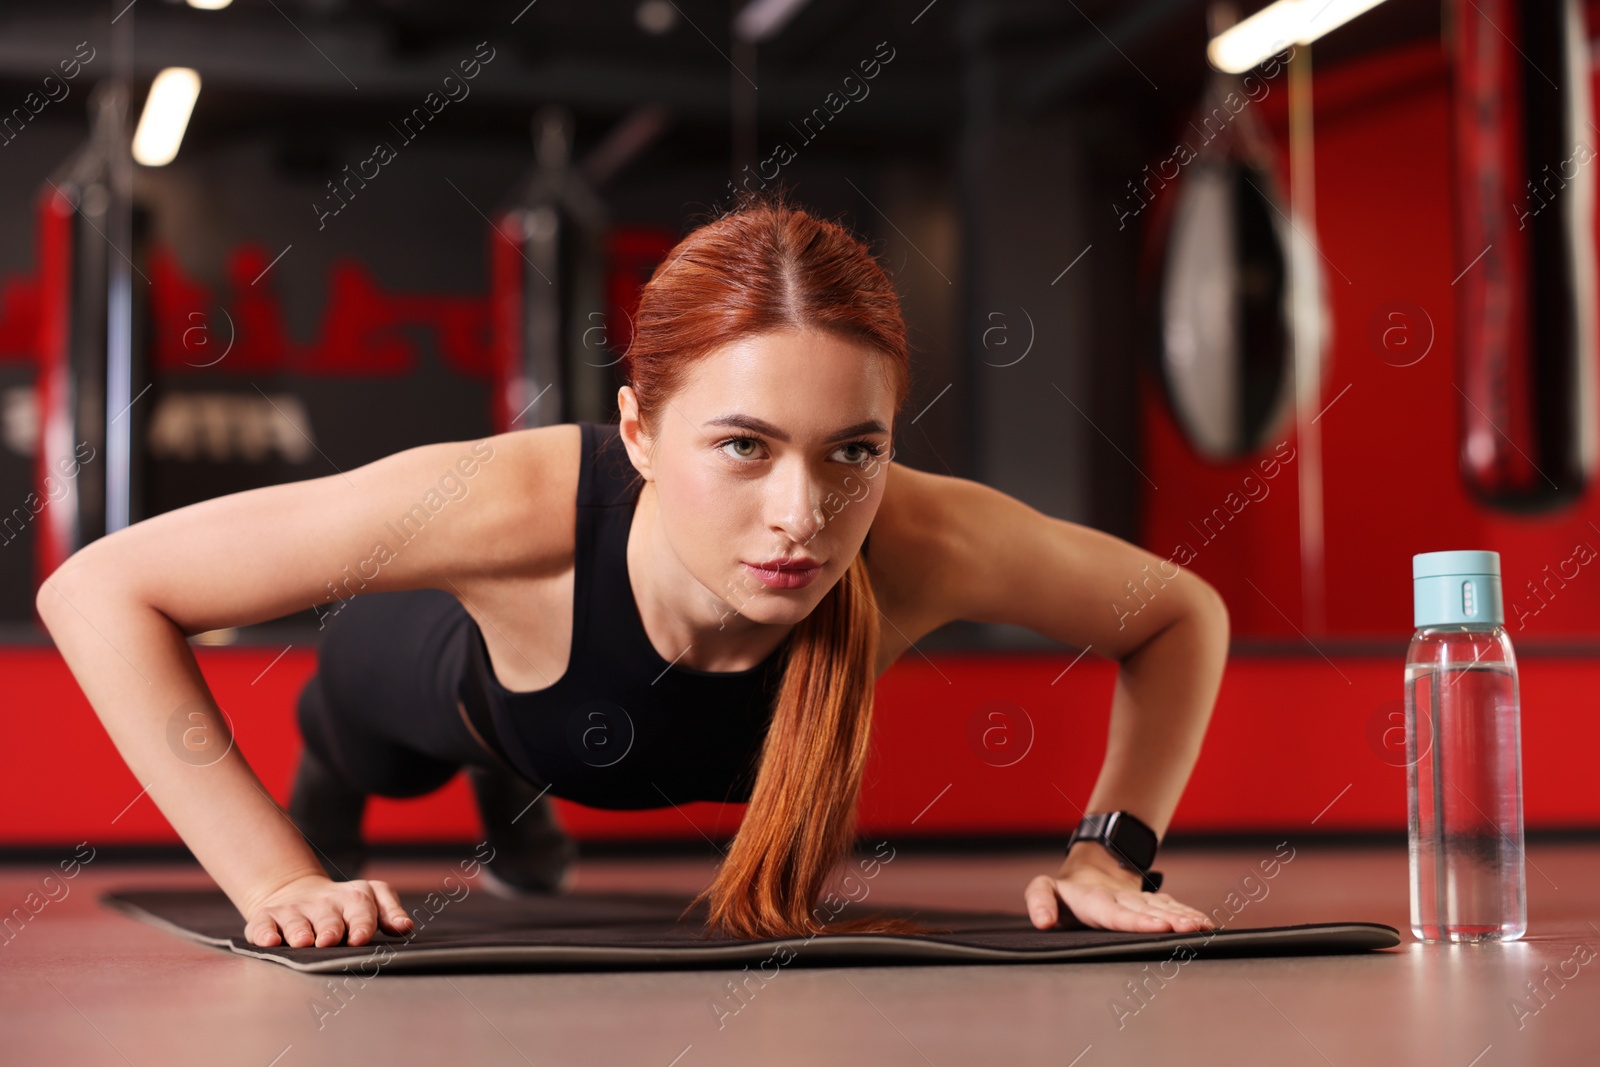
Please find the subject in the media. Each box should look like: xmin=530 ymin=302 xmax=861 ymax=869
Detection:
xmin=101 ymin=887 xmax=1401 ymax=973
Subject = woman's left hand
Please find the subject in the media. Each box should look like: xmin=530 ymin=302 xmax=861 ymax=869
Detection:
xmin=1024 ymin=844 xmax=1214 ymax=933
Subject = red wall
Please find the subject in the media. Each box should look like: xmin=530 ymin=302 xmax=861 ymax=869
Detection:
xmin=7 ymin=639 xmax=1598 ymax=849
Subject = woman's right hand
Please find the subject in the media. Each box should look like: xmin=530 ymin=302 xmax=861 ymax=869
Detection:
xmin=243 ymin=873 xmax=414 ymax=948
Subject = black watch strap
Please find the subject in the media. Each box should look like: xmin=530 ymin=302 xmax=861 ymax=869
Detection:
xmin=1066 ymin=811 xmax=1163 ymax=893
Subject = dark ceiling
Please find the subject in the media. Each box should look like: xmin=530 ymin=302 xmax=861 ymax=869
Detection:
xmin=0 ymin=0 xmax=1445 ymax=158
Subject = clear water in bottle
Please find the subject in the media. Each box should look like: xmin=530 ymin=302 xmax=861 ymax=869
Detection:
xmin=1404 ymin=627 xmax=1527 ymax=942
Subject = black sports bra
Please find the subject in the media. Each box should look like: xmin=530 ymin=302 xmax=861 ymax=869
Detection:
xmin=457 ymin=421 xmax=870 ymax=809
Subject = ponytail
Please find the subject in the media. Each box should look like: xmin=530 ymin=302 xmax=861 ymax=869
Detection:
xmin=628 ymin=186 xmax=933 ymax=939
xmin=686 ymin=551 xmax=929 ymax=938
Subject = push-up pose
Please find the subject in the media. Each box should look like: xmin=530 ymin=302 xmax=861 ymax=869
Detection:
xmin=38 ymin=191 xmax=1228 ymax=948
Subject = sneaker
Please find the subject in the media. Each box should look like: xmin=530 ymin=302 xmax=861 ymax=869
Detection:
xmin=287 ymin=747 xmax=369 ymax=882
xmin=466 ymin=765 xmax=577 ymax=896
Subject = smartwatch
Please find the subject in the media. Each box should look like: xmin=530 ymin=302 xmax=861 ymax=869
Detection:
xmin=1065 ymin=811 xmax=1164 ymax=893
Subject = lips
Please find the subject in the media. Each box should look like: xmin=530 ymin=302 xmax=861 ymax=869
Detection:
xmin=748 ymin=558 xmax=821 ymax=571
xmin=743 ymin=558 xmax=823 ymax=590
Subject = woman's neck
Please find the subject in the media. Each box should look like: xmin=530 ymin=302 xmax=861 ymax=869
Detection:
xmin=627 ymin=481 xmax=796 ymax=673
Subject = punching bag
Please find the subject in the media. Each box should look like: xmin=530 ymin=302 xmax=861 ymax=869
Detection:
xmin=1450 ymin=0 xmax=1597 ymax=511
xmin=1153 ymin=61 xmax=1306 ymax=461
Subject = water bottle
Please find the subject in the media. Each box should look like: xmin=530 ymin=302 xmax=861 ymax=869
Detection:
xmin=1406 ymin=550 xmax=1527 ymax=942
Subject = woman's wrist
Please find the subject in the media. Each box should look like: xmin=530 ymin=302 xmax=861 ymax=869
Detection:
xmin=1060 ymin=839 xmax=1142 ymax=882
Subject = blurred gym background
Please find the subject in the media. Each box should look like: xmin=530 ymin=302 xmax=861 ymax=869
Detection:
xmin=5 ymin=0 xmax=1598 ymax=855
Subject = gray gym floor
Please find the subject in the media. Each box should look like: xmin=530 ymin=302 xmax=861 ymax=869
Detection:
xmin=4 ymin=841 xmax=1596 ymax=1066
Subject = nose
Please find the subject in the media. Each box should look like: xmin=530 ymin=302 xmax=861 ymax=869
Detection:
xmin=767 ymin=456 xmax=828 ymax=550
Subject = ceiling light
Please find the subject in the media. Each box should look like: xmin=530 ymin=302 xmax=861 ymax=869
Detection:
xmin=1208 ymin=0 xmax=1390 ymax=74
xmin=132 ymin=68 xmax=201 ymax=167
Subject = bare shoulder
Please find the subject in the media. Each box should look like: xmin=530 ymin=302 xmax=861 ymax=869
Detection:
xmin=865 ymin=460 xmax=1028 ymax=624
xmin=869 ymin=456 xmax=1226 ymax=666
xmin=870 ymin=460 xmax=1216 ymax=668
xmin=862 ymin=460 xmax=971 ymax=658
xmin=867 ymin=464 xmax=1029 ymax=625
xmin=440 ymin=422 xmax=581 ymax=580
xmin=427 ymin=422 xmax=585 ymax=691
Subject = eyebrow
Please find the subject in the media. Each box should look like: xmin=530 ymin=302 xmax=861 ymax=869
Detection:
xmin=704 ymin=414 xmax=890 ymax=443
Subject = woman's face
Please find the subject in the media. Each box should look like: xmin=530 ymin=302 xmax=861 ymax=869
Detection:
xmin=622 ymin=327 xmax=898 ymax=628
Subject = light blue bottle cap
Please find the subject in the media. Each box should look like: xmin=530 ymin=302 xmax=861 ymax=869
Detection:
xmin=1412 ymin=550 xmax=1503 ymax=627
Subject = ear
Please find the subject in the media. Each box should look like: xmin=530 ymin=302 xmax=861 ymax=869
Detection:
xmin=615 ymin=386 xmax=656 ymax=481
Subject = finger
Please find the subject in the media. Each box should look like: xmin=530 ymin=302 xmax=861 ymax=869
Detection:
xmin=280 ymin=913 xmax=316 ymax=949
xmin=1134 ymin=893 xmax=1191 ymax=917
xmin=1074 ymin=895 xmax=1166 ymax=932
xmin=1148 ymin=891 xmax=1214 ymax=921
xmin=1118 ymin=909 xmax=1179 ymax=932
xmin=1135 ymin=895 xmax=1199 ymax=926
xmin=1023 ymin=875 xmax=1059 ymax=929
xmin=310 ymin=906 xmax=347 ymax=948
xmin=1145 ymin=895 xmax=1203 ymax=921
xmin=1134 ymin=899 xmax=1212 ymax=932
xmin=367 ymin=880 xmax=414 ymax=935
xmin=1142 ymin=895 xmax=1215 ymax=928
xmin=1137 ymin=904 xmax=1206 ymax=931
xmin=1159 ymin=906 xmax=1216 ymax=930
xmin=343 ymin=894 xmax=378 ymax=946
xmin=245 ymin=916 xmax=282 ymax=948
xmin=1117 ymin=904 xmax=1179 ymax=931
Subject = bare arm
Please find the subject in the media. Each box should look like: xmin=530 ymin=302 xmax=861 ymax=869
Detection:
xmin=910 ymin=471 xmax=1229 ymax=930
xmin=35 ymin=427 xmax=566 ymax=942
xmin=35 ymin=584 xmax=331 ymax=919
xmin=1074 ymin=599 xmax=1228 ymax=855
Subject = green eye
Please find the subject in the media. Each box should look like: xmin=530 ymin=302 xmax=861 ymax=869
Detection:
xmin=719 ymin=437 xmax=761 ymax=460
xmin=837 ymin=440 xmax=885 ymax=464
xmin=717 ymin=436 xmax=886 ymax=464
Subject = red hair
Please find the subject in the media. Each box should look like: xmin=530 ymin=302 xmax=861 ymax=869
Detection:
xmin=623 ymin=187 xmax=933 ymax=939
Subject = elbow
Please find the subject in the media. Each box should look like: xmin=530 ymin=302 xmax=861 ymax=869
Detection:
xmin=36 ymin=566 xmax=75 ymax=629
xmin=35 ymin=546 xmax=106 ymax=626
xmin=35 ymin=563 xmax=70 ymax=624
xmin=1192 ymin=579 xmax=1230 ymax=645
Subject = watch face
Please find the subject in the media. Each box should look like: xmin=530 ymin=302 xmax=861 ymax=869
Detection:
xmin=1067 ymin=813 xmax=1159 ymax=872
xmin=1106 ymin=812 xmax=1158 ymax=869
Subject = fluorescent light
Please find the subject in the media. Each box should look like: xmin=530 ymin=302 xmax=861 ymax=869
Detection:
xmin=132 ymin=68 xmax=200 ymax=167
xmin=734 ymin=0 xmax=811 ymax=42
xmin=1208 ymin=0 xmax=1390 ymax=73
xmin=186 ymin=0 xmax=234 ymax=9
xmin=1207 ymin=1 xmax=1305 ymax=72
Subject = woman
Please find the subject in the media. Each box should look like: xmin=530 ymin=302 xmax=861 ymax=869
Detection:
xmin=37 ymin=191 xmax=1227 ymax=949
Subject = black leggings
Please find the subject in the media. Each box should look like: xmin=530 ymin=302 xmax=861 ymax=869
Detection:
xmin=295 ymin=588 xmax=496 ymax=798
